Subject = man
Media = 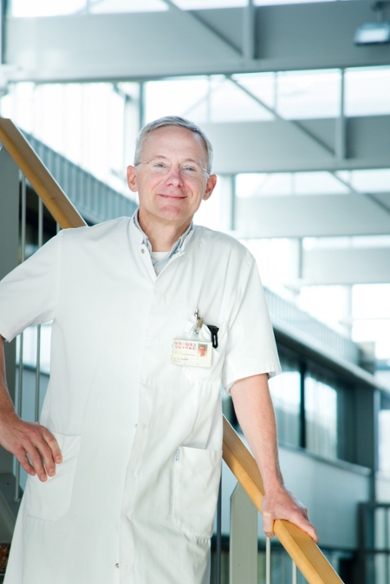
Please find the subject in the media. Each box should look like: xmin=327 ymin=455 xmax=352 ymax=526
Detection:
xmin=0 ymin=116 xmax=317 ymax=584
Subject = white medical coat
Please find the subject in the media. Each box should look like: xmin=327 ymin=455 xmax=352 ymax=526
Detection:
xmin=0 ymin=216 xmax=281 ymax=584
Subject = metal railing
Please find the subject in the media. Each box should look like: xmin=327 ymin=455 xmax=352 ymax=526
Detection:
xmin=13 ymin=175 xmax=50 ymax=498
xmin=23 ymin=132 xmax=137 ymax=225
xmin=359 ymin=502 xmax=390 ymax=584
xmin=0 ymin=118 xmax=345 ymax=584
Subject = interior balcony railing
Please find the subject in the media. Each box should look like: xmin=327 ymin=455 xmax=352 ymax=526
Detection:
xmin=359 ymin=502 xmax=390 ymax=584
xmin=0 ymin=118 xmax=344 ymax=584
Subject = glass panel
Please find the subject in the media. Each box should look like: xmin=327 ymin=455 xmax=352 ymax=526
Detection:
xmin=378 ymin=410 xmax=390 ymax=475
xmin=236 ymin=171 xmax=348 ymax=198
xmin=144 ymin=77 xmax=210 ymax=123
xmin=348 ymin=168 xmax=390 ymax=193
xmin=173 ymin=0 xmax=246 ymax=7
xmin=304 ymin=235 xmax=390 ymax=250
xmin=298 ymin=285 xmax=352 ymax=338
xmin=236 ymin=172 xmax=293 ymax=197
xmin=10 ymin=0 xmax=86 ymax=17
xmin=3 ymin=82 xmax=136 ymax=195
xmin=276 ymin=69 xmax=341 ymax=120
xmin=345 ymin=66 xmax=390 ymax=117
xmin=194 ymin=178 xmax=221 ymax=230
xmin=255 ymin=0 xmax=334 ymax=5
xmin=90 ymin=0 xmax=168 ymax=13
xmin=305 ymin=371 xmax=338 ymax=459
xmin=269 ymin=358 xmax=301 ymax=448
xmin=242 ymin=238 xmax=300 ymax=296
xmin=352 ymin=284 xmax=390 ymax=360
xmin=232 ymin=72 xmax=276 ymax=110
xmin=209 ymin=78 xmax=274 ymax=123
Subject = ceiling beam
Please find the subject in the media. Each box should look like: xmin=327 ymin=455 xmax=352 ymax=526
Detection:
xmin=228 ymin=76 xmax=335 ymax=157
xmin=203 ymin=117 xmax=390 ymax=174
xmin=163 ymin=0 xmax=241 ymax=57
xmin=4 ymin=1 xmax=390 ymax=82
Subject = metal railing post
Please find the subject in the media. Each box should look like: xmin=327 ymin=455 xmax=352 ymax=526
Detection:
xmin=14 ymin=174 xmax=27 ymax=501
xmin=34 ymin=197 xmax=44 ymax=422
xmin=266 ymin=537 xmax=271 ymax=584
xmin=216 ymin=480 xmax=222 ymax=584
xmin=292 ymin=560 xmax=298 ymax=584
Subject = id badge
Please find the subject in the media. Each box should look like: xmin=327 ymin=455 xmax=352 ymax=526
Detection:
xmin=171 ymin=339 xmax=212 ymax=368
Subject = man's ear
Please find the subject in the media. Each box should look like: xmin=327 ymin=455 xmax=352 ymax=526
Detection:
xmin=203 ymin=174 xmax=217 ymax=201
xmin=127 ymin=165 xmax=138 ymax=193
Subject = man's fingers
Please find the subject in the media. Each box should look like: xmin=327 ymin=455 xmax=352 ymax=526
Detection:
xmin=25 ymin=444 xmax=48 ymax=482
xmin=41 ymin=427 xmax=62 ymax=464
xmin=15 ymin=448 xmax=36 ymax=476
xmin=290 ymin=512 xmax=319 ymax=544
xmin=0 ymin=415 xmax=62 ymax=481
xmin=262 ymin=513 xmax=275 ymax=539
xmin=21 ymin=425 xmax=61 ymax=481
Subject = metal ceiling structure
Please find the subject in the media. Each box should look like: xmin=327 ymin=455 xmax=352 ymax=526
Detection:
xmin=2 ymin=0 xmax=390 ymax=286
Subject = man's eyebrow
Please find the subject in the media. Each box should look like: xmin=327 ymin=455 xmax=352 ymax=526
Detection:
xmin=150 ymin=156 xmax=203 ymax=165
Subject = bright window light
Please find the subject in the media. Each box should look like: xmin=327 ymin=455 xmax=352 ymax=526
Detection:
xmin=352 ymin=284 xmax=390 ymax=359
xmin=294 ymin=171 xmax=348 ymax=195
xmin=255 ymin=0 xmax=334 ymax=5
xmin=348 ymin=168 xmax=390 ymax=192
xmin=145 ymin=77 xmax=210 ymax=123
xmin=277 ymin=69 xmax=341 ymax=119
xmin=353 ymin=284 xmax=390 ymax=320
xmin=145 ymin=76 xmax=273 ymax=125
xmin=304 ymin=235 xmax=390 ymax=250
xmin=345 ymin=66 xmax=390 ymax=117
xmin=90 ymin=0 xmax=168 ymax=13
xmin=171 ymin=0 xmax=245 ymax=8
xmin=299 ymin=286 xmax=351 ymax=335
xmin=231 ymin=72 xmax=276 ymax=111
xmin=236 ymin=173 xmax=292 ymax=197
xmin=236 ymin=171 xmax=349 ymax=197
xmin=208 ymin=78 xmax=274 ymax=123
xmin=194 ymin=178 xmax=221 ymax=230
xmin=10 ymin=0 xmax=86 ymax=17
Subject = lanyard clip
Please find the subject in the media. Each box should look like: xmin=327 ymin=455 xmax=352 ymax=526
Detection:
xmin=194 ymin=308 xmax=204 ymax=335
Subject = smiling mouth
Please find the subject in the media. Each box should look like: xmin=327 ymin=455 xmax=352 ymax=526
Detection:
xmin=158 ymin=194 xmax=187 ymax=199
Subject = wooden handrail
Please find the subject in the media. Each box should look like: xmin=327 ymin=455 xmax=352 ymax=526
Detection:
xmin=0 ymin=117 xmax=344 ymax=584
xmin=0 ymin=118 xmax=86 ymax=229
xmin=223 ymin=417 xmax=344 ymax=584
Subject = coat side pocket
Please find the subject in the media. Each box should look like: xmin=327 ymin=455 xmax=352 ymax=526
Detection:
xmin=173 ymin=445 xmax=222 ymax=539
xmin=24 ymin=433 xmax=81 ymax=521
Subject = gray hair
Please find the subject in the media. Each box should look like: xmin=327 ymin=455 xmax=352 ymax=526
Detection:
xmin=134 ymin=116 xmax=213 ymax=174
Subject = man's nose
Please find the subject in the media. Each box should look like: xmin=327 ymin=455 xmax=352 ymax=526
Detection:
xmin=164 ymin=165 xmax=183 ymax=185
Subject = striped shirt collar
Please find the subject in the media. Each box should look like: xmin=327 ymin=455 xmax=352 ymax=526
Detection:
xmin=133 ymin=211 xmax=194 ymax=275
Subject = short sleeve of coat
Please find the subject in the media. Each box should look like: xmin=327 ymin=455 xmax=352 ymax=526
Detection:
xmin=0 ymin=231 xmax=63 ymax=342
xmin=222 ymin=252 xmax=281 ymax=393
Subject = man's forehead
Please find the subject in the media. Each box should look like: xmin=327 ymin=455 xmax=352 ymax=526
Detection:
xmin=142 ymin=126 xmax=207 ymax=158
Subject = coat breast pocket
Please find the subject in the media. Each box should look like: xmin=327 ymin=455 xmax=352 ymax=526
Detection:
xmin=182 ymin=320 xmax=227 ymax=383
xmin=24 ymin=433 xmax=81 ymax=521
xmin=173 ymin=445 xmax=222 ymax=539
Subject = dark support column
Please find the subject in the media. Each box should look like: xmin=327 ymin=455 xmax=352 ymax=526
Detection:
xmin=0 ymin=147 xmax=19 ymax=474
xmin=355 ymin=385 xmax=379 ymax=501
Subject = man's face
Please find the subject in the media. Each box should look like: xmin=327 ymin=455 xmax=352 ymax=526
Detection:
xmin=127 ymin=126 xmax=217 ymax=229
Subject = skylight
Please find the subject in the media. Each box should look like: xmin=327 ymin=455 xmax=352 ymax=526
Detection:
xmin=9 ymin=0 xmax=168 ymax=17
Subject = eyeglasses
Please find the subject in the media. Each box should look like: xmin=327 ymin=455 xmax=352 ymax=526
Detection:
xmin=136 ymin=159 xmax=210 ymax=179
